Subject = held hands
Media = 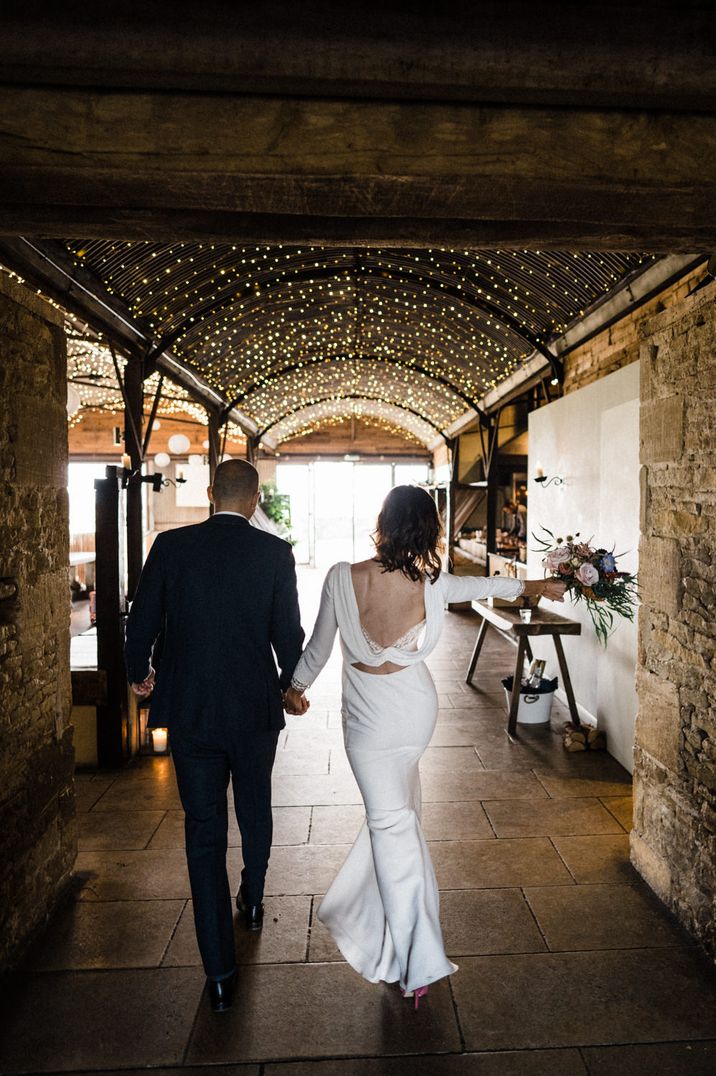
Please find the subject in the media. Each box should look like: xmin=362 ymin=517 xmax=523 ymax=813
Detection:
xmin=283 ymin=686 xmax=310 ymax=716
xmin=131 ymin=666 xmax=156 ymax=698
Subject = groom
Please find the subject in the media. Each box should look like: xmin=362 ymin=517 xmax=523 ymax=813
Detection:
xmin=125 ymin=459 xmax=306 ymax=1012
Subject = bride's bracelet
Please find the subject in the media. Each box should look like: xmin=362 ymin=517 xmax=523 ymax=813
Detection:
xmin=290 ymin=677 xmax=309 ymax=693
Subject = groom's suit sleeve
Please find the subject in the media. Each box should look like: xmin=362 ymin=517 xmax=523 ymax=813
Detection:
xmin=125 ymin=533 xmax=167 ymax=683
xmin=270 ymin=541 xmax=305 ymax=691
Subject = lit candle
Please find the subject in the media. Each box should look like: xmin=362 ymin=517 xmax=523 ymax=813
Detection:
xmin=121 ymin=453 xmax=132 ymax=470
xmin=535 ymin=463 xmax=544 ymax=478
xmin=152 ymin=728 xmax=168 ymax=753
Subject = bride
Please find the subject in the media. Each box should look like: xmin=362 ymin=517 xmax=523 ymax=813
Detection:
xmin=285 ymin=485 xmax=566 ymax=1008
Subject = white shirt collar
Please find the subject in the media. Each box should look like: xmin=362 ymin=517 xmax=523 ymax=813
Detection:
xmin=213 ymin=510 xmax=247 ymax=519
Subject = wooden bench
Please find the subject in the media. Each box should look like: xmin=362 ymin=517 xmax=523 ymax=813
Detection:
xmin=466 ymin=600 xmax=582 ymax=736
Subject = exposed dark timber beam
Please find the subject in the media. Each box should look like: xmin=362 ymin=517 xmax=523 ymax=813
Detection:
xmin=1 ymin=1 xmax=714 ymax=112
xmin=0 ymin=88 xmax=714 ymax=250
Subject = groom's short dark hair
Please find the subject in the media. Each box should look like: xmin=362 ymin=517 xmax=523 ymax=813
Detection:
xmin=212 ymin=459 xmax=259 ymax=502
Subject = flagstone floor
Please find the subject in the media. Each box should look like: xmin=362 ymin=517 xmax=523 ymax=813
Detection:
xmin=3 ymin=569 xmax=716 ymax=1075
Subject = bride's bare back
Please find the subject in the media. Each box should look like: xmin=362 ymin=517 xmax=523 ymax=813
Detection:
xmin=350 ymin=558 xmax=427 ymax=674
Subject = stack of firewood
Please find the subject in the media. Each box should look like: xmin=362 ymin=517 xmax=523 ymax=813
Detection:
xmin=563 ymin=721 xmax=607 ymax=752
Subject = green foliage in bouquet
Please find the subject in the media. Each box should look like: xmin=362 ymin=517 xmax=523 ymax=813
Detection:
xmin=533 ymin=527 xmax=639 ymax=647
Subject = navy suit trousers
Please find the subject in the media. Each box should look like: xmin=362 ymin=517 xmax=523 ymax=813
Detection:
xmin=171 ymin=725 xmax=280 ymax=978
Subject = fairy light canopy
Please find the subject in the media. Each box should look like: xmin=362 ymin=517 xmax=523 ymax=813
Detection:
xmin=64 ymin=242 xmax=654 ymax=447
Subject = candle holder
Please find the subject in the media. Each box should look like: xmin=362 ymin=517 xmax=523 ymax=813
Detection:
xmin=150 ymin=727 xmax=170 ymax=754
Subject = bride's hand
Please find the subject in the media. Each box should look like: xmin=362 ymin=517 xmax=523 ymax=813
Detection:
xmin=284 ymin=686 xmax=310 ymax=715
xmin=541 ymin=578 xmax=567 ymax=602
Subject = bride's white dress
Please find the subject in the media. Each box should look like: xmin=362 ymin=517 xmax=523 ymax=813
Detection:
xmin=290 ymin=561 xmax=523 ymax=992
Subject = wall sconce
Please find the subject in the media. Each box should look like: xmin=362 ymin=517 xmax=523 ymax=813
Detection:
xmin=534 ymin=471 xmax=565 ymax=487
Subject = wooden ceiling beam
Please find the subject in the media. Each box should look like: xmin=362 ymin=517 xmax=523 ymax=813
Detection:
xmin=0 ymin=88 xmax=714 ymax=250
xmin=1 ymin=2 xmax=713 ymax=113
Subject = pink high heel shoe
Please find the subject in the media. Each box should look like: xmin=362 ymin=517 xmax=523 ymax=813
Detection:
xmin=402 ymin=985 xmax=429 ymax=1010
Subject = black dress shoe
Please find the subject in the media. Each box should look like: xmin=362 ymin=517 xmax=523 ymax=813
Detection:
xmin=236 ymin=887 xmax=264 ymax=931
xmin=207 ymin=970 xmax=237 ymax=1013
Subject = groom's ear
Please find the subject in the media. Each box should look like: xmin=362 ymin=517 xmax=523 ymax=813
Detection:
xmin=207 ymin=485 xmax=215 ymax=504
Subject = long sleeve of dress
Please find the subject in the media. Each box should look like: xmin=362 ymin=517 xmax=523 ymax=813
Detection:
xmin=440 ymin=572 xmax=524 ymax=604
xmin=290 ymin=565 xmax=340 ymax=690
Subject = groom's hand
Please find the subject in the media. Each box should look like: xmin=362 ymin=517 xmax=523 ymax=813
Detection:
xmin=283 ymin=686 xmax=310 ymax=715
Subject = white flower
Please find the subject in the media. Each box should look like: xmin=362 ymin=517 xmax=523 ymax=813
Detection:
xmin=576 ymin=563 xmax=599 ymax=586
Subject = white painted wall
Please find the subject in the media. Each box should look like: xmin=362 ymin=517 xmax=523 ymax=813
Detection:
xmin=528 ymin=362 xmax=640 ymax=772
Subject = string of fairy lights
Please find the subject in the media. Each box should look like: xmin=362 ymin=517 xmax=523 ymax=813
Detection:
xmin=61 ymin=243 xmax=652 ymax=447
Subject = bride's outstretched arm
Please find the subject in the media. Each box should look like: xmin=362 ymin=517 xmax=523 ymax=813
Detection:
xmin=440 ymin=573 xmax=566 ymax=603
xmin=289 ymin=565 xmax=340 ymax=693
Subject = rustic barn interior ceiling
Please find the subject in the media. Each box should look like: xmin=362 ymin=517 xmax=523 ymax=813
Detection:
xmin=64 ymin=242 xmax=654 ymax=447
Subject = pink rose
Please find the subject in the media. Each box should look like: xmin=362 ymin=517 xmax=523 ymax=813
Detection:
xmin=576 ymin=563 xmax=599 ymax=586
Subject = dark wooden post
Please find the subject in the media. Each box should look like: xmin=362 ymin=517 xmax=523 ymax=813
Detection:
xmin=124 ymin=355 xmax=144 ymax=599
xmin=446 ymin=437 xmax=458 ymax=569
xmin=94 ymin=468 xmax=128 ymax=767
xmin=246 ymin=434 xmax=259 ymax=465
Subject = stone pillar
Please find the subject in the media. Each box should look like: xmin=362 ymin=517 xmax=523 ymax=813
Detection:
xmin=632 ymin=276 xmax=716 ymax=958
xmin=0 ymin=274 xmax=75 ymax=969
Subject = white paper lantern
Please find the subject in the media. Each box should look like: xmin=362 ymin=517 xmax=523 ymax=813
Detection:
xmin=154 ymin=452 xmax=171 ymax=469
xmin=188 ymin=454 xmax=203 ymax=466
xmin=202 ymin=439 xmax=210 ymax=450
xmin=153 ymin=419 xmax=161 ymax=429
xmin=167 ymin=433 xmax=191 ymax=455
xmin=66 ymin=384 xmax=81 ymax=418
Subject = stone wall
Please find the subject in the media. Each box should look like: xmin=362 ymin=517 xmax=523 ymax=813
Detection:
xmin=0 ymin=275 xmax=75 ymax=969
xmin=632 ymin=276 xmax=716 ymax=957
xmin=562 ymin=265 xmax=706 ymax=395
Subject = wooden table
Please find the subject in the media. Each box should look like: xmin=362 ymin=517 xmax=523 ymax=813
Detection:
xmin=466 ymin=601 xmax=582 ymax=735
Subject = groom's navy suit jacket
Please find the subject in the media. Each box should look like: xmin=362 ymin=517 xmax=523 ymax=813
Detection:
xmin=124 ymin=513 xmax=304 ymax=734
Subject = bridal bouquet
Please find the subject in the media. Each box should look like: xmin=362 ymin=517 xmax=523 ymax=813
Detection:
xmin=533 ymin=527 xmax=639 ymax=647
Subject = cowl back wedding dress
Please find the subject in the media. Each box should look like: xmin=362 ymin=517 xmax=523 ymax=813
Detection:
xmin=290 ymin=561 xmax=524 ymax=994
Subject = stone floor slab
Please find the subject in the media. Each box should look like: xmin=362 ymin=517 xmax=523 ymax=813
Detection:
xmin=582 ymin=1041 xmax=716 ymax=1075
xmin=73 ymin=776 xmax=116 ymax=812
xmin=27 ymin=898 xmax=185 ymax=970
xmin=272 ymin=774 xmax=361 ymax=807
xmin=76 ymin=809 xmax=165 ymax=851
xmin=264 ymin=1049 xmax=587 ymax=1075
xmin=441 ymin=889 xmax=547 ymax=956
xmin=163 ymin=895 xmax=311 ymax=966
xmin=600 ymin=795 xmax=633 ymax=831
xmin=422 ymin=800 xmax=495 ymax=841
xmin=451 ymin=948 xmax=716 ymax=1050
xmin=534 ymin=773 xmax=633 ymax=799
xmin=264 ymin=844 xmax=350 ymax=894
xmin=430 ymin=838 xmax=573 ymax=889
xmin=552 ymin=834 xmax=638 ymax=884
xmin=420 ymin=746 xmax=485 ymax=773
xmin=310 ymin=805 xmax=365 ymax=845
xmin=148 ymin=806 xmax=311 ymax=849
xmin=90 ymin=780 xmax=183 ymax=812
xmin=273 ymin=746 xmax=330 ymax=776
xmin=524 ymin=883 xmax=691 ymax=951
xmin=483 ymin=798 xmax=623 ymax=838
xmin=428 ymin=724 xmax=482 ymax=747
xmin=421 ymin=770 xmax=548 ymax=803
xmin=307 ymin=899 xmax=341 ymax=962
xmin=75 ymin=849 xmax=194 ymax=900
xmin=0 ymin=967 xmax=202 ymax=1073
xmin=186 ymin=962 xmax=460 ymax=1063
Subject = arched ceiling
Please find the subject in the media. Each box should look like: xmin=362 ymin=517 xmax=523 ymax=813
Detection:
xmin=65 ymin=242 xmax=653 ymax=446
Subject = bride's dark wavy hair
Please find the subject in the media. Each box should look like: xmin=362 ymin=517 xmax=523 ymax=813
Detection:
xmin=372 ymin=485 xmax=444 ymax=583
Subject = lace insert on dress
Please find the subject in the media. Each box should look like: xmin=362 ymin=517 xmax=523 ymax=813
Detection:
xmin=360 ymin=619 xmax=427 ymax=654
